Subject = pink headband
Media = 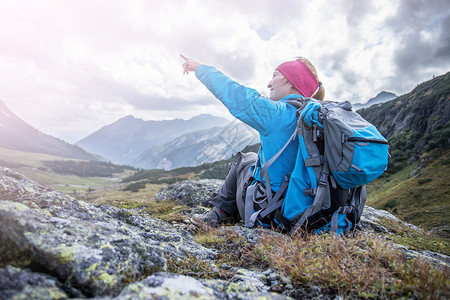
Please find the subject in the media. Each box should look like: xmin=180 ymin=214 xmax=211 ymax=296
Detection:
xmin=276 ymin=59 xmax=319 ymax=97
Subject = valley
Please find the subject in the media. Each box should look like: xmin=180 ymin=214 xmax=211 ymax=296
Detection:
xmin=0 ymin=147 xmax=135 ymax=194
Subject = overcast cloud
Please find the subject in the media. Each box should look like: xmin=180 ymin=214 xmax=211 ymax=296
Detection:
xmin=0 ymin=0 xmax=449 ymax=143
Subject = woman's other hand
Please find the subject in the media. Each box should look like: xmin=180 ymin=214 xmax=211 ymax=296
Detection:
xmin=180 ymin=54 xmax=201 ymax=75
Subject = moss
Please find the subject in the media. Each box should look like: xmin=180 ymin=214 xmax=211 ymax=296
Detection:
xmin=120 ymin=201 xmax=140 ymax=209
xmin=0 ymin=238 xmax=33 ymax=268
xmin=165 ymin=253 xmax=231 ymax=280
xmin=56 ymin=246 xmax=74 ymax=264
xmin=380 ymin=217 xmax=450 ymax=256
xmin=142 ymin=201 xmax=188 ymax=223
xmin=98 ymin=272 xmax=117 ymax=289
xmin=86 ymin=262 xmax=99 ymax=272
xmin=100 ymin=243 xmax=113 ymax=250
xmin=194 ymin=232 xmax=227 ymax=247
xmin=48 ymin=288 xmax=68 ymax=300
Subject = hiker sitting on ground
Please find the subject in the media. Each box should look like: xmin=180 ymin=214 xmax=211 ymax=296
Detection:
xmin=181 ymin=54 xmax=347 ymax=232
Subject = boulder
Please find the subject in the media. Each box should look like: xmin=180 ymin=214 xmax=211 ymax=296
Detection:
xmin=360 ymin=206 xmax=421 ymax=232
xmin=153 ymin=179 xmax=224 ymax=206
xmin=0 ymin=266 xmax=68 ymax=300
xmin=116 ymin=272 xmax=288 ymax=299
xmin=0 ymin=168 xmax=215 ymax=297
xmin=1 ymin=169 xmax=448 ymax=299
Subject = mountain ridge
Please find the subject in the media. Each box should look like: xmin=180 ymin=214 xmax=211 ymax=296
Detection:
xmin=0 ymin=99 xmax=100 ymax=161
xmin=75 ymin=114 xmax=234 ymax=168
xmin=133 ymin=122 xmax=259 ymax=170
xmin=352 ymin=91 xmax=397 ymax=110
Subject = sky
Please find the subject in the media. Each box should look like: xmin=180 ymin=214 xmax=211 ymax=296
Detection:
xmin=0 ymin=0 xmax=449 ymax=143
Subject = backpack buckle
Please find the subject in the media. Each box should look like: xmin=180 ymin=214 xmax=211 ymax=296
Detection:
xmin=319 ymin=172 xmax=329 ymax=187
xmin=304 ymin=188 xmax=317 ymax=196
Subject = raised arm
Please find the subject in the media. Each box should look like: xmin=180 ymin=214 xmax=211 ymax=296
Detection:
xmin=180 ymin=54 xmax=284 ymax=135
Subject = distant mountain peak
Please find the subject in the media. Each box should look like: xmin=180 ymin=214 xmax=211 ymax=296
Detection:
xmin=0 ymin=99 xmax=20 ymax=122
xmin=76 ymin=113 xmax=231 ymax=166
xmin=353 ymin=91 xmax=397 ymax=110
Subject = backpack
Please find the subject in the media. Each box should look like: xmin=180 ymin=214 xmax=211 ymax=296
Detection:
xmin=243 ymin=98 xmax=389 ymax=235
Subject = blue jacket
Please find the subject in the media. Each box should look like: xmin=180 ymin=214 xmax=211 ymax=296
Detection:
xmin=196 ymin=65 xmax=300 ymax=192
xmin=195 ymin=65 xmax=350 ymax=234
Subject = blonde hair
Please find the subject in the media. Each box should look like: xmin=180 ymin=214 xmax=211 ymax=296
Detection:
xmin=297 ymin=57 xmax=325 ymax=100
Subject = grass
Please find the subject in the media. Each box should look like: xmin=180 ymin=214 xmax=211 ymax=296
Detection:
xmin=249 ymin=231 xmax=449 ymax=299
xmin=165 ymin=253 xmax=234 ymax=280
xmin=0 ymin=147 xmax=135 ymax=194
xmin=380 ymin=216 xmax=450 ymax=256
xmin=82 ymin=182 xmax=190 ymax=223
xmin=187 ymin=222 xmax=450 ymax=298
xmin=0 ymin=146 xmax=80 ymax=168
xmin=367 ymin=148 xmax=450 ymax=236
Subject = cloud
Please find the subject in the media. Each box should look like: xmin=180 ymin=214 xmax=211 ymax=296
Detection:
xmin=386 ymin=1 xmax=450 ymax=64
xmin=0 ymin=0 xmax=449 ymax=143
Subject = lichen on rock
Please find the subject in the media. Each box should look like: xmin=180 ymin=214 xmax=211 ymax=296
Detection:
xmin=1 ymin=168 xmax=448 ymax=299
xmin=0 ymin=168 xmax=215 ymax=298
xmin=116 ymin=272 xmax=288 ymax=299
xmin=153 ymin=179 xmax=224 ymax=206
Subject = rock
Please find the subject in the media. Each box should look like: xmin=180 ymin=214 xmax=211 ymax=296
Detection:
xmin=428 ymin=225 xmax=450 ymax=238
xmin=0 ymin=168 xmax=215 ymax=297
xmin=0 ymin=266 xmax=69 ymax=300
xmin=392 ymin=244 xmax=450 ymax=269
xmin=153 ymin=179 xmax=224 ymax=206
xmin=116 ymin=272 xmax=289 ymax=299
xmin=360 ymin=206 xmax=420 ymax=232
xmin=116 ymin=272 xmax=216 ymax=299
xmin=228 ymin=268 xmax=269 ymax=293
xmin=1 ymin=169 xmax=448 ymax=299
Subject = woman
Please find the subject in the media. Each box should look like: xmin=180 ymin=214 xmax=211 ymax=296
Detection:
xmin=181 ymin=54 xmax=325 ymax=228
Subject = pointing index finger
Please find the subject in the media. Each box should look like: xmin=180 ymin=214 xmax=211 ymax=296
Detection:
xmin=180 ymin=54 xmax=189 ymax=61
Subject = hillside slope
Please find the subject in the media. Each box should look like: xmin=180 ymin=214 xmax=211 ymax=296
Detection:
xmin=358 ymin=72 xmax=450 ymax=172
xmin=0 ymin=99 xmax=100 ymax=161
xmin=359 ymin=72 xmax=450 ymax=236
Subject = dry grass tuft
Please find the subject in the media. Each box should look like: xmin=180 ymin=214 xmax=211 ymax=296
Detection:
xmin=251 ymin=231 xmax=449 ymax=298
xmin=165 ymin=253 xmax=234 ymax=280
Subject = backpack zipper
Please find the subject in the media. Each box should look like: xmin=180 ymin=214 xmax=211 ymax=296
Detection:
xmin=346 ymin=136 xmax=388 ymax=144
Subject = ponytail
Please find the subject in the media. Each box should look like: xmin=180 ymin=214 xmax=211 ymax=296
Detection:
xmin=297 ymin=57 xmax=325 ymax=100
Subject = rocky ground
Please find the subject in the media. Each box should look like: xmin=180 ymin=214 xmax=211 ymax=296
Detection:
xmin=0 ymin=167 xmax=448 ymax=299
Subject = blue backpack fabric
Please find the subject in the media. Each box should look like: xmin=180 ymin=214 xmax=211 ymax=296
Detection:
xmin=243 ymin=98 xmax=389 ymax=235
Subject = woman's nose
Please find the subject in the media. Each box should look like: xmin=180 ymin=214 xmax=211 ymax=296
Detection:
xmin=267 ymin=80 xmax=272 ymax=88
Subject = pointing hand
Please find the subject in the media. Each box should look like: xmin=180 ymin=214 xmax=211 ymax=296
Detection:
xmin=180 ymin=54 xmax=201 ymax=75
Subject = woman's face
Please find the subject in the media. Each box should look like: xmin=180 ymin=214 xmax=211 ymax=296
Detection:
xmin=267 ymin=70 xmax=295 ymax=101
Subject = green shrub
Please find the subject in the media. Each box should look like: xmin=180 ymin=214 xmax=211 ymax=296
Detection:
xmin=123 ymin=181 xmax=147 ymax=192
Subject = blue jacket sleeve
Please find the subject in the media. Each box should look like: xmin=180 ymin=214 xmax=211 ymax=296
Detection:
xmin=195 ymin=65 xmax=284 ymax=136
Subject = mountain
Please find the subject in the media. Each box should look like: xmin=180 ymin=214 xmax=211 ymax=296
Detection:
xmin=358 ymin=72 xmax=449 ymax=172
xmin=352 ymin=91 xmax=397 ymax=110
xmin=358 ymin=72 xmax=449 ymax=234
xmin=0 ymin=99 xmax=99 ymax=161
xmin=76 ymin=114 xmax=233 ymax=167
xmin=133 ymin=122 xmax=259 ymax=170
